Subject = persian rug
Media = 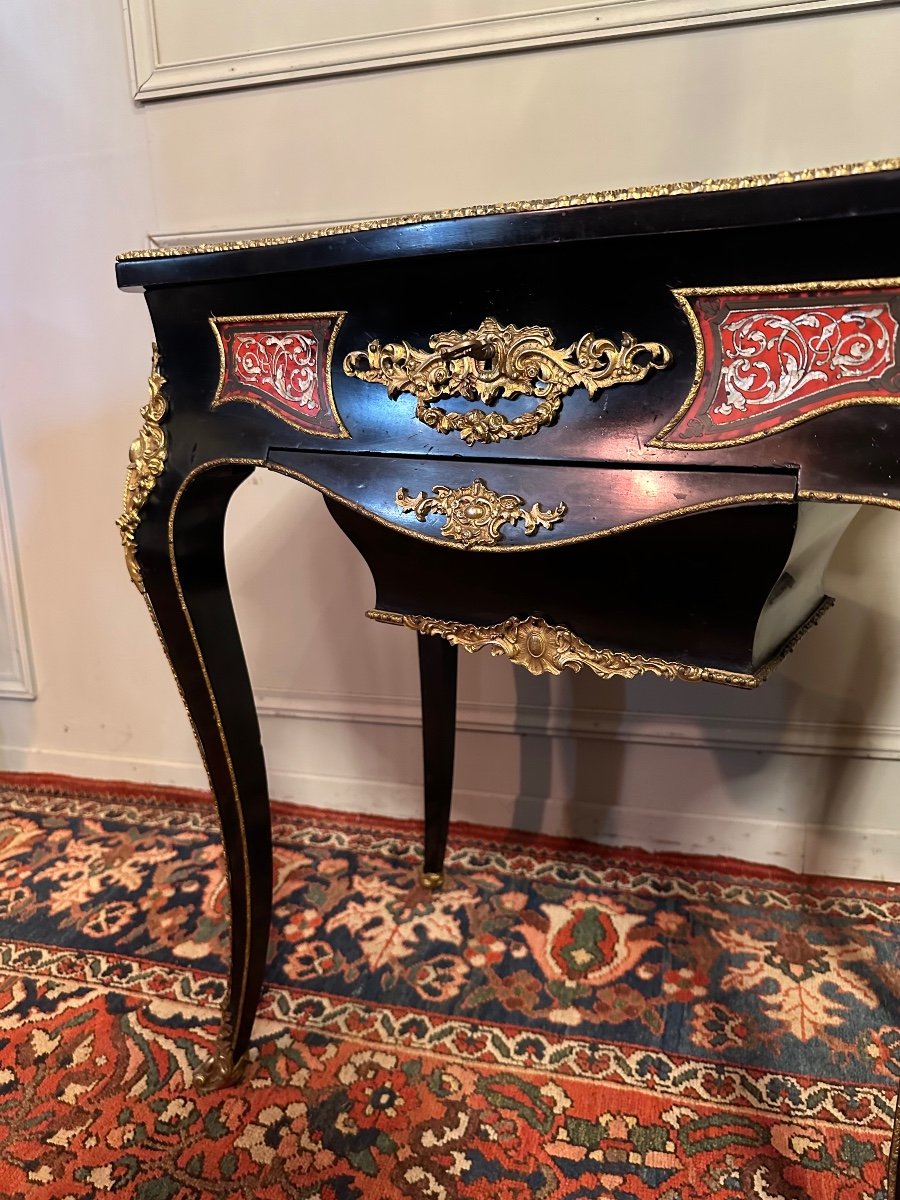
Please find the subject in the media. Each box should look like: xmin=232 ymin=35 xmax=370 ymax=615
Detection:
xmin=0 ymin=773 xmax=898 ymax=1200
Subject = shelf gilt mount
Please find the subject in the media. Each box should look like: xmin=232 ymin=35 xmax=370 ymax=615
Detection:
xmin=344 ymin=317 xmax=671 ymax=444
xmin=367 ymin=603 xmax=834 ymax=689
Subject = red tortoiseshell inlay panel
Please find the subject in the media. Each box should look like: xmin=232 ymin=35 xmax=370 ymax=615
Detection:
xmin=653 ymin=286 xmax=900 ymax=447
xmin=211 ymin=313 xmax=348 ymax=437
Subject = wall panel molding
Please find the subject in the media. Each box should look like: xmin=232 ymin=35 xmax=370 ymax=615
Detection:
xmin=0 ymin=432 xmax=34 ymax=700
xmin=124 ymin=0 xmax=888 ymax=101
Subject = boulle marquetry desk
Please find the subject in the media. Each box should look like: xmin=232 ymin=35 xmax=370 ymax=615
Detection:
xmin=117 ymin=156 xmax=900 ymax=1090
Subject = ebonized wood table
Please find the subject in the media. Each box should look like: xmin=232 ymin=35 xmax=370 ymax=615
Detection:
xmin=117 ymin=157 xmax=900 ymax=1098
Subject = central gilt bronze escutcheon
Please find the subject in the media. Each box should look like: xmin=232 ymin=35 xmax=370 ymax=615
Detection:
xmin=344 ymin=317 xmax=672 ymax=444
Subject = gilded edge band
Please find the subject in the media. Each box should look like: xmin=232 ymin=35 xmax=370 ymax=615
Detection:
xmin=799 ymin=489 xmax=900 ymax=511
xmin=209 ymin=312 xmax=350 ymax=439
xmin=117 ymin=157 xmax=900 ymax=261
xmin=650 ymin=277 xmax=900 ymax=450
xmin=366 ymin=600 xmax=834 ymax=690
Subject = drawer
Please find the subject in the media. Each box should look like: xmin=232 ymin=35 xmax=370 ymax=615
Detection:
xmin=136 ymin=171 xmax=900 ymax=513
xmin=265 ymin=450 xmax=797 ymax=551
xmin=165 ymin=270 xmax=900 ymax=490
xmin=196 ymin=285 xmax=691 ymax=463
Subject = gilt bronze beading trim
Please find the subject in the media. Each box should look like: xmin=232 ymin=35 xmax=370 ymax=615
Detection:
xmin=117 ymin=157 xmax=900 ymax=262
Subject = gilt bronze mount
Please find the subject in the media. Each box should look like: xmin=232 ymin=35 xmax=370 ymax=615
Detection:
xmin=117 ymin=346 xmax=168 ymax=592
xmin=396 ymin=478 xmax=566 ymax=546
xmin=344 ymin=317 xmax=671 ymax=444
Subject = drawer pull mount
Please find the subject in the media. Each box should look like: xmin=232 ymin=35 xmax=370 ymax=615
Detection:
xmin=396 ymin=477 xmax=566 ymax=546
xmin=345 ymin=317 xmax=671 ymax=444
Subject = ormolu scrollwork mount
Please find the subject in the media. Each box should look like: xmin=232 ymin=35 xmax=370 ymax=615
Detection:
xmin=118 ymin=158 xmax=900 ymax=1090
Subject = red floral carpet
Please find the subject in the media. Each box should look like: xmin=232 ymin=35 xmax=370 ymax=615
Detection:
xmin=0 ymin=773 xmax=899 ymax=1199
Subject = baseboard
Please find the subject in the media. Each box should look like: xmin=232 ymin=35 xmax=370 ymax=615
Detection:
xmin=255 ymin=684 xmax=900 ymax=762
xmin=3 ymin=743 xmax=899 ymax=881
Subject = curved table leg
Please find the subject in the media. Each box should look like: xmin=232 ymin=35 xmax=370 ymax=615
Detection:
xmin=125 ymin=452 xmax=272 ymax=1089
xmin=417 ymin=632 xmax=458 ymax=889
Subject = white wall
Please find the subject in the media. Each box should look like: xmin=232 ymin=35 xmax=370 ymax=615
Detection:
xmin=4 ymin=0 xmax=900 ymax=878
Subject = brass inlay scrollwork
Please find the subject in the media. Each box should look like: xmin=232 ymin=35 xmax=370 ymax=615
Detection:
xmin=651 ymin=277 xmax=900 ymax=450
xmin=344 ymin=318 xmax=671 ymax=444
xmin=396 ymin=478 xmax=566 ymax=546
xmin=117 ymin=346 xmax=168 ymax=591
xmin=368 ymin=601 xmax=834 ymax=690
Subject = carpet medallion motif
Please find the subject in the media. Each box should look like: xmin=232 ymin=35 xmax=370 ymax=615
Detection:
xmin=0 ymin=775 xmax=897 ymax=1198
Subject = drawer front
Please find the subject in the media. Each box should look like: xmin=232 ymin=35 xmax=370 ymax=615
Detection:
xmin=341 ymin=316 xmax=672 ymax=447
xmin=199 ymin=277 xmax=900 ymax=474
xmin=265 ymin=450 xmax=796 ymax=550
xmin=199 ymin=293 xmax=683 ymax=461
xmin=144 ymin=191 xmax=900 ymax=518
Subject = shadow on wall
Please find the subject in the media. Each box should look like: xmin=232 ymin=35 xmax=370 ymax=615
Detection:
xmin=510 ymin=505 xmax=900 ymax=871
xmin=801 ymin=507 xmax=900 ymax=876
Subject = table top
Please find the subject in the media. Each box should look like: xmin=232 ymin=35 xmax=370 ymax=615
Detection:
xmin=116 ymin=156 xmax=900 ymax=496
xmin=116 ymin=156 xmax=900 ymax=288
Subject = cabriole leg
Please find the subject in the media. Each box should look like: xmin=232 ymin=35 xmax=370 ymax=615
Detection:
xmin=119 ymin=382 xmax=271 ymax=1088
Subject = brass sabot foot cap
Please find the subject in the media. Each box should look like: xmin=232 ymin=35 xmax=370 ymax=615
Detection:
xmin=420 ymin=872 xmax=445 ymax=891
xmin=195 ymin=1048 xmax=248 ymax=1091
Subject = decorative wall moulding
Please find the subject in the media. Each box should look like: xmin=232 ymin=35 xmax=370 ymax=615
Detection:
xmin=124 ymin=0 xmax=888 ymax=101
xmin=0 ymin=432 xmax=35 ymax=700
